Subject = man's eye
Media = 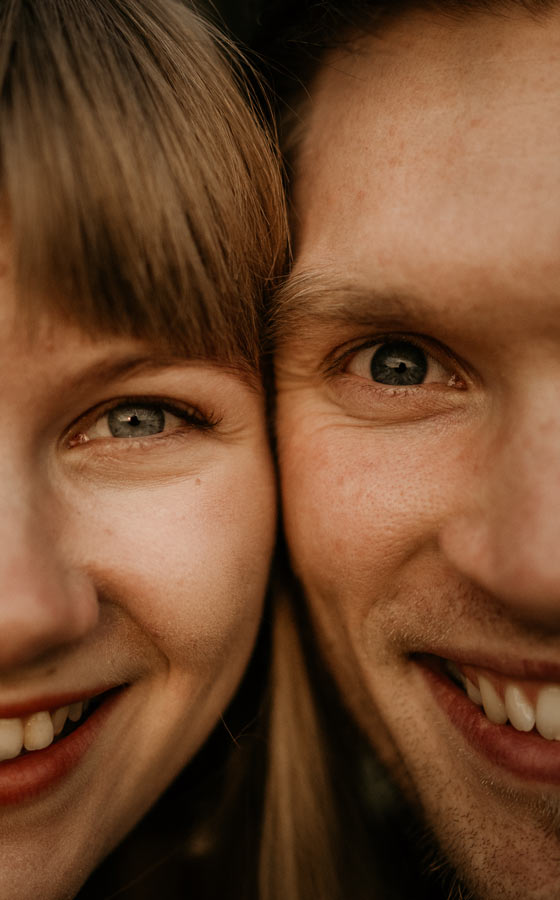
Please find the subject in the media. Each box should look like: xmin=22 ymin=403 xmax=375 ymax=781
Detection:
xmin=69 ymin=402 xmax=199 ymax=445
xmin=347 ymin=339 xmax=455 ymax=387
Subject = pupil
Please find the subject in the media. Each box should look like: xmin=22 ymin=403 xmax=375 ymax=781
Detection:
xmin=108 ymin=406 xmax=165 ymax=438
xmin=370 ymin=341 xmax=428 ymax=386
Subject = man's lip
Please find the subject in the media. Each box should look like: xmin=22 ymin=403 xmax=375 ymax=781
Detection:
xmin=418 ymin=656 xmax=560 ymax=784
xmin=0 ymin=685 xmax=122 ymax=719
xmin=411 ymin=648 xmax=560 ymax=682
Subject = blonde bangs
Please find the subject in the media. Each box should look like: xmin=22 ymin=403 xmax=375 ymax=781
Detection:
xmin=0 ymin=0 xmax=286 ymax=367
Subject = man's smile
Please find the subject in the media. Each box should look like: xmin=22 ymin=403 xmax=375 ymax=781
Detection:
xmin=448 ymin=659 xmax=560 ymax=738
xmin=418 ymin=654 xmax=560 ymax=783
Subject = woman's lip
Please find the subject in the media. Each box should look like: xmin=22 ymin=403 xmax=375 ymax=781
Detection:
xmin=419 ymin=658 xmax=560 ymax=784
xmin=0 ymin=686 xmax=118 ymax=719
xmin=413 ymin=648 xmax=560 ymax=682
xmin=0 ymin=687 xmax=124 ymax=805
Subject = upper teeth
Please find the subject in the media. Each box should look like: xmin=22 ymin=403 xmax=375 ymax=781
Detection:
xmin=0 ymin=701 xmax=87 ymax=762
xmin=449 ymin=662 xmax=560 ymax=741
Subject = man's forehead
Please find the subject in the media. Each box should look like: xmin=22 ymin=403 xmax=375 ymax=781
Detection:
xmin=289 ymin=7 xmax=560 ymax=323
xmin=297 ymin=7 xmax=560 ymax=151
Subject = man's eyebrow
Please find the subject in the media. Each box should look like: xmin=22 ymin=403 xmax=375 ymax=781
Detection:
xmin=270 ymin=270 xmax=440 ymax=343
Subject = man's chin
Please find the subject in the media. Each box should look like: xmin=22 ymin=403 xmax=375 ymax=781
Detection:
xmin=395 ymin=746 xmax=560 ymax=900
xmin=337 ymin=660 xmax=560 ymax=900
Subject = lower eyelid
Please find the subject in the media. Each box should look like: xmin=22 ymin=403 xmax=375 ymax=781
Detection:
xmin=325 ymin=372 xmax=470 ymax=426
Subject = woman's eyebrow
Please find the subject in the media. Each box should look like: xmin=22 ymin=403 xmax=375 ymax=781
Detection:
xmin=67 ymin=351 xmax=257 ymax=393
xmin=271 ymin=271 xmax=442 ymax=344
xmin=68 ymin=353 xmax=196 ymax=391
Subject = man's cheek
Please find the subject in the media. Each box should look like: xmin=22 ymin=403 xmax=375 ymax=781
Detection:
xmin=281 ymin=423 xmax=463 ymax=599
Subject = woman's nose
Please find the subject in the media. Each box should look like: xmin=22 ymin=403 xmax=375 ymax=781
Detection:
xmin=0 ymin=485 xmax=99 ymax=670
xmin=440 ymin=405 xmax=560 ymax=626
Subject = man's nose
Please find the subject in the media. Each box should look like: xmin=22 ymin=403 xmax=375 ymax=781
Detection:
xmin=440 ymin=403 xmax=560 ymax=626
xmin=0 ymin=486 xmax=99 ymax=670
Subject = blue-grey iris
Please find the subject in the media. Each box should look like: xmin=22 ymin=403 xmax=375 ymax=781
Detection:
xmin=370 ymin=341 xmax=428 ymax=386
xmin=107 ymin=405 xmax=165 ymax=438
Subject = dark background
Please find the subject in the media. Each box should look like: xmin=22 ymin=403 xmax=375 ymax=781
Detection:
xmin=203 ymin=0 xmax=262 ymax=42
xmin=203 ymin=0 xmax=295 ymax=47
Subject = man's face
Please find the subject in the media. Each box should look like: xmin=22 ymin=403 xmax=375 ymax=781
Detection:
xmin=276 ymin=9 xmax=560 ymax=899
xmin=0 ymin=246 xmax=275 ymax=899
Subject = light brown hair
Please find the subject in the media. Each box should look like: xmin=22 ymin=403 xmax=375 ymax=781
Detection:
xmin=0 ymin=0 xmax=286 ymax=369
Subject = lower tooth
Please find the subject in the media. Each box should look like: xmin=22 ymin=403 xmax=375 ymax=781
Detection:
xmin=24 ymin=711 xmax=54 ymax=751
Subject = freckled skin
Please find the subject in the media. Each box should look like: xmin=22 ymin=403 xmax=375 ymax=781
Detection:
xmin=277 ymin=9 xmax=560 ymax=899
xmin=0 ymin=250 xmax=276 ymax=900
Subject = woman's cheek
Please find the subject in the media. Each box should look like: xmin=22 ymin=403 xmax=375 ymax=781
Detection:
xmin=60 ymin=447 xmax=276 ymax=667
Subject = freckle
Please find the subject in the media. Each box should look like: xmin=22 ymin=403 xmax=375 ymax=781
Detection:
xmin=470 ymin=117 xmax=481 ymax=128
xmin=195 ymin=478 xmax=201 ymax=486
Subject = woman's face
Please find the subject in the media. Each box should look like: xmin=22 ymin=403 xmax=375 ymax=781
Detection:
xmin=0 ymin=251 xmax=276 ymax=899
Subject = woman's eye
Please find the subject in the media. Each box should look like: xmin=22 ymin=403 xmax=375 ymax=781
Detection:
xmin=70 ymin=402 xmax=196 ymax=445
xmin=347 ymin=339 xmax=454 ymax=387
xmin=104 ymin=405 xmax=171 ymax=438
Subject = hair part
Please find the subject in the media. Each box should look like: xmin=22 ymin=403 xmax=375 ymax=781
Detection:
xmin=0 ymin=0 xmax=287 ymax=369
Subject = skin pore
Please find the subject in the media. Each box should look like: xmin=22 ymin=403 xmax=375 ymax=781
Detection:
xmin=275 ymin=7 xmax=560 ymax=900
xmin=0 ymin=248 xmax=276 ymax=900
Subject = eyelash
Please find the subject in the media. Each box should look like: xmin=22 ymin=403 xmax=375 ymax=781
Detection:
xmin=65 ymin=397 xmax=218 ymax=449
